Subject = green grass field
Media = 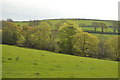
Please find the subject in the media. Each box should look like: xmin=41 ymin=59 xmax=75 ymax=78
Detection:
xmin=15 ymin=19 xmax=116 ymax=33
xmin=44 ymin=19 xmax=112 ymax=27
xmin=15 ymin=19 xmax=112 ymax=27
xmin=15 ymin=22 xmax=29 ymax=26
xmin=92 ymin=33 xmax=118 ymax=39
xmin=2 ymin=45 xmax=118 ymax=78
xmin=80 ymin=27 xmax=117 ymax=33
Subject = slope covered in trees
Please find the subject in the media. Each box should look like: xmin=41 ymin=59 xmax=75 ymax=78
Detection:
xmin=2 ymin=19 xmax=120 ymax=61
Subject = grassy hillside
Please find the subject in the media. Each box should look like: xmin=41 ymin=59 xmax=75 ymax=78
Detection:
xmin=80 ymin=27 xmax=116 ymax=33
xmin=2 ymin=45 xmax=118 ymax=78
xmin=15 ymin=19 xmax=112 ymax=26
xmin=15 ymin=22 xmax=29 ymax=26
xmin=93 ymin=34 xmax=118 ymax=39
xmin=15 ymin=19 xmax=117 ymax=34
xmin=44 ymin=19 xmax=112 ymax=26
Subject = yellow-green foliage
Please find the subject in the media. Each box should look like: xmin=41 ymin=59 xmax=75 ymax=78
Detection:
xmin=92 ymin=22 xmax=99 ymax=32
xmin=105 ymin=36 xmax=120 ymax=60
xmin=58 ymin=21 xmax=82 ymax=54
xmin=73 ymin=32 xmax=100 ymax=57
xmin=17 ymin=22 xmax=52 ymax=50
xmin=30 ymin=22 xmax=52 ymax=49
xmin=2 ymin=21 xmax=20 ymax=44
xmin=3 ymin=20 xmax=119 ymax=61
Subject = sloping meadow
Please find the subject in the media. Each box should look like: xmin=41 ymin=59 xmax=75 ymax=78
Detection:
xmin=2 ymin=45 xmax=118 ymax=78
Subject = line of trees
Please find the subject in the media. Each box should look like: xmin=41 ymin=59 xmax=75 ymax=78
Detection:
xmin=82 ymin=21 xmax=119 ymax=33
xmin=92 ymin=22 xmax=108 ymax=33
xmin=2 ymin=20 xmax=120 ymax=61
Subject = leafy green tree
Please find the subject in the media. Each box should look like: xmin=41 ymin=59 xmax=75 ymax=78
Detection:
xmin=118 ymin=21 xmax=120 ymax=33
xmin=47 ymin=34 xmax=57 ymax=51
xmin=2 ymin=21 xmax=20 ymax=45
xmin=45 ymin=21 xmax=53 ymax=27
xmin=17 ymin=34 xmax=26 ymax=46
xmin=17 ymin=22 xmax=53 ymax=50
xmin=58 ymin=21 xmax=82 ymax=54
xmin=55 ymin=22 xmax=63 ymax=30
xmin=16 ymin=25 xmax=34 ymax=47
xmin=29 ymin=20 xmax=40 ymax=26
xmin=99 ymin=23 xmax=107 ymax=33
xmin=73 ymin=32 xmax=99 ymax=57
xmin=112 ymin=21 xmax=118 ymax=33
xmin=16 ymin=25 xmax=32 ymax=47
xmin=97 ymin=35 xmax=108 ymax=59
xmin=27 ymin=22 xmax=52 ymax=50
xmin=92 ymin=22 xmax=99 ymax=32
xmin=55 ymin=20 xmax=67 ymax=30
xmin=105 ymin=36 xmax=120 ymax=60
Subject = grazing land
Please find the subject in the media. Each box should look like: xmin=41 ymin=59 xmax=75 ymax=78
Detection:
xmin=15 ymin=19 xmax=117 ymax=34
xmin=2 ymin=45 xmax=118 ymax=78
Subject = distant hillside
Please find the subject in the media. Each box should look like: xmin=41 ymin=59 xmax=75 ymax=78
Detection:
xmin=15 ymin=18 xmax=113 ymax=26
xmin=14 ymin=18 xmax=119 ymax=35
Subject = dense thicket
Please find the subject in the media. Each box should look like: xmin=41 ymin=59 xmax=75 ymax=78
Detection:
xmin=2 ymin=21 xmax=21 ymax=45
xmin=2 ymin=20 xmax=119 ymax=61
xmin=73 ymin=32 xmax=99 ymax=57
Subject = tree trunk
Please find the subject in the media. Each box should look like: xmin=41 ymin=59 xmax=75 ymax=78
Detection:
xmin=101 ymin=28 xmax=104 ymax=33
xmin=95 ymin=28 xmax=96 ymax=32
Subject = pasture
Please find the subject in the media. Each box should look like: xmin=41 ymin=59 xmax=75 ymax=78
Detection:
xmin=2 ymin=45 xmax=118 ymax=78
xmin=15 ymin=22 xmax=29 ymax=26
xmin=80 ymin=27 xmax=117 ymax=33
xmin=15 ymin=19 xmax=112 ymax=27
xmin=15 ymin=19 xmax=116 ymax=33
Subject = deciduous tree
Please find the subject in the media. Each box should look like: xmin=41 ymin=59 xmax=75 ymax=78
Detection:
xmin=105 ymin=36 xmax=120 ymax=60
xmin=92 ymin=22 xmax=99 ymax=32
xmin=73 ymin=32 xmax=99 ymax=57
xmin=58 ymin=21 xmax=82 ymax=54
xmin=99 ymin=23 xmax=107 ymax=33
xmin=2 ymin=21 xmax=20 ymax=45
